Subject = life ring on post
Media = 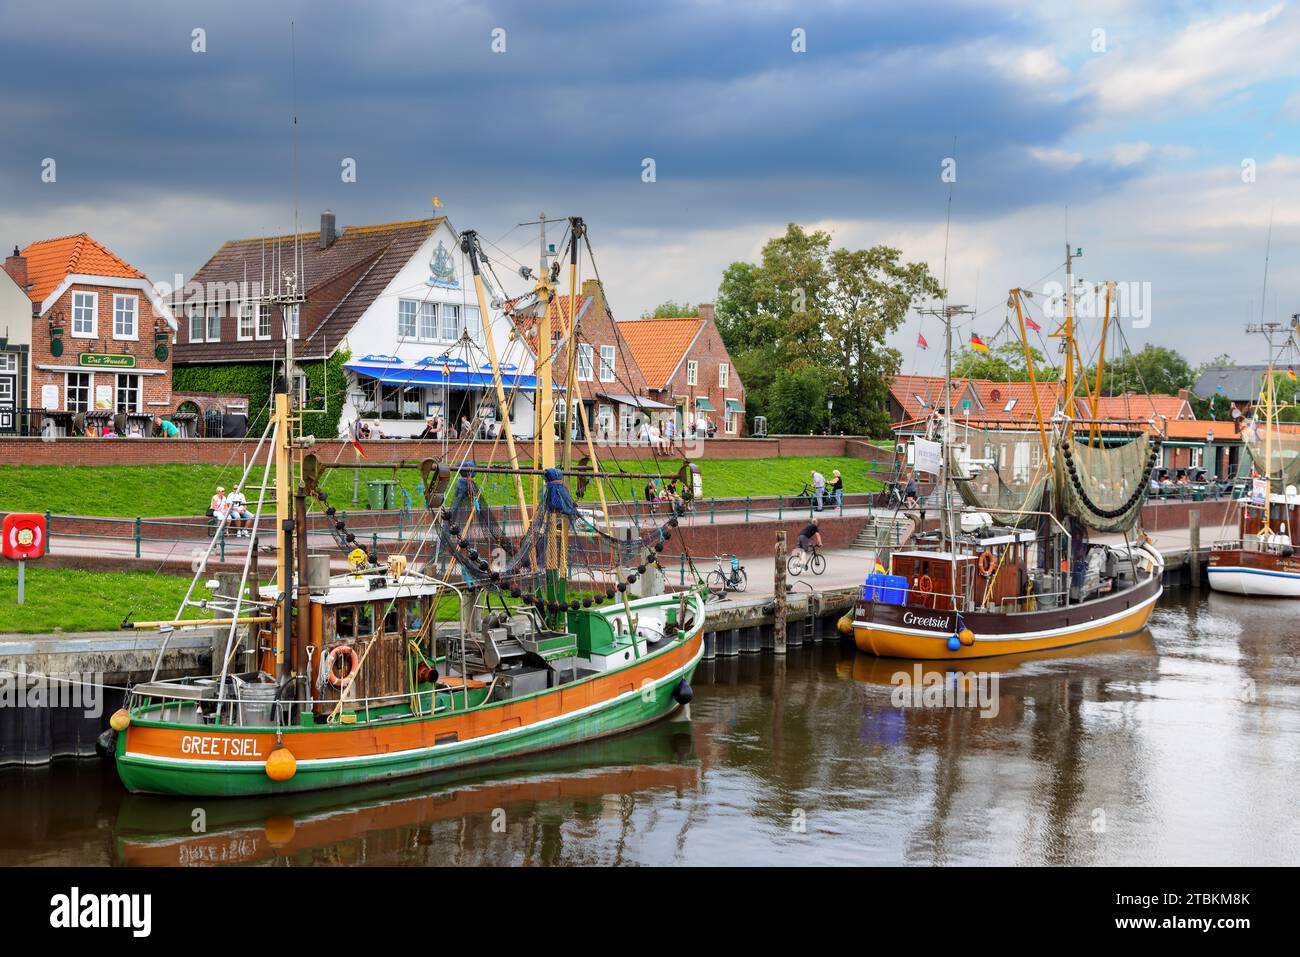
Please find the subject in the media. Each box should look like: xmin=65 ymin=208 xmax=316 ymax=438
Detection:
xmin=918 ymin=574 xmax=934 ymax=596
xmin=326 ymin=643 xmax=359 ymax=688
xmin=978 ymin=549 xmax=997 ymax=578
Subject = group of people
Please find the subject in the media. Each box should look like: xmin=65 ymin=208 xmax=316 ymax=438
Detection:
xmin=208 ymin=484 xmax=253 ymax=537
xmin=77 ymin=414 xmax=180 ymax=439
xmin=414 ymin=413 xmax=500 ymax=441
xmin=808 ymin=469 xmax=845 ymax=511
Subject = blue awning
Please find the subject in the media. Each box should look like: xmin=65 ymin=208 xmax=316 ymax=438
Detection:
xmin=345 ymin=361 xmax=563 ymax=391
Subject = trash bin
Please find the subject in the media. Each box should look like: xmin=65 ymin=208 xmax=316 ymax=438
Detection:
xmin=366 ymin=481 xmax=387 ymax=511
xmin=384 ymin=481 xmax=402 ymax=511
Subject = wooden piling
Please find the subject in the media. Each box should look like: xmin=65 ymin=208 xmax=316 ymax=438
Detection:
xmin=1189 ymin=509 xmax=1201 ymax=589
xmin=774 ymin=530 xmax=787 ymax=655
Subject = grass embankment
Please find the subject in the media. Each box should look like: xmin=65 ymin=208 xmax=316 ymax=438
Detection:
xmin=0 ymin=566 xmax=194 ymax=634
xmin=0 ymin=456 xmax=879 ymax=518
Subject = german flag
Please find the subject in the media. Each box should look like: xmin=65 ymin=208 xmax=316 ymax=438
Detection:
xmin=1288 ymin=368 xmax=1297 ymax=382
xmin=969 ymin=334 xmax=990 ymax=353
xmin=351 ymin=422 xmax=367 ymax=459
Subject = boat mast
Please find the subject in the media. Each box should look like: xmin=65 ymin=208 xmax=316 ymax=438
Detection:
xmin=273 ymin=286 xmax=302 ymax=684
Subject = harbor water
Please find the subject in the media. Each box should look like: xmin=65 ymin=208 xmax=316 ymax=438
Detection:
xmin=2 ymin=589 xmax=1296 ymax=866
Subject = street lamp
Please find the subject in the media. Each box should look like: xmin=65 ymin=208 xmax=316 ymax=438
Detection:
xmin=826 ymin=398 xmax=833 ymax=435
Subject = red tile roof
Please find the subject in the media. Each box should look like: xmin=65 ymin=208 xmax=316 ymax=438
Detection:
xmin=1083 ymin=392 xmax=1193 ymax=422
xmin=613 ymin=317 xmax=705 ymax=389
xmin=20 ymin=233 xmax=146 ymax=303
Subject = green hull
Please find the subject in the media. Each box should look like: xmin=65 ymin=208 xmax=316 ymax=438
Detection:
xmin=116 ymin=648 xmax=700 ymax=798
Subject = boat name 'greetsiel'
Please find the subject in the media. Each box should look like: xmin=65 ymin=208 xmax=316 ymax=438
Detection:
xmin=179 ymin=735 xmax=263 ymax=758
xmin=901 ymin=611 xmax=954 ymax=631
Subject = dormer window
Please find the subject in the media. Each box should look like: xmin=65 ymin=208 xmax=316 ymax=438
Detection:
xmin=1004 ymin=398 xmax=1017 ymax=412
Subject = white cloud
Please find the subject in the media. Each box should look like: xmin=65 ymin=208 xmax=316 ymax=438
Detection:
xmin=1109 ymin=142 xmax=1153 ymax=166
xmin=1029 ymin=146 xmax=1085 ymax=169
xmin=1084 ymin=2 xmax=1300 ymax=115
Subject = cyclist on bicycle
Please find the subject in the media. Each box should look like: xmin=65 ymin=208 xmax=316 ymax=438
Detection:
xmin=797 ymin=516 xmax=822 ymax=559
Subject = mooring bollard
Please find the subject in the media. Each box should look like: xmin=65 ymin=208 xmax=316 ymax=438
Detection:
xmin=134 ymin=517 xmax=141 ymax=558
xmin=1189 ymin=509 xmax=1201 ymax=589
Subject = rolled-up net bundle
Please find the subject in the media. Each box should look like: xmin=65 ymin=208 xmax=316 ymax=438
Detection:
xmin=1058 ymin=433 xmax=1156 ymax=532
xmin=951 ymin=425 xmax=1051 ymax=527
xmin=1241 ymin=418 xmax=1300 ymax=491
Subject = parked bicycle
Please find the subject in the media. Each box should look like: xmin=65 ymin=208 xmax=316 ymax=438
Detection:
xmin=707 ymin=554 xmax=748 ymax=594
xmin=787 ymin=544 xmax=826 ymax=576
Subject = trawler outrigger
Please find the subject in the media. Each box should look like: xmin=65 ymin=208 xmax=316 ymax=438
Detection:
xmin=103 ymin=218 xmax=707 ymax=797
xmin=853 ymin=249 xmax=1165 ymax=659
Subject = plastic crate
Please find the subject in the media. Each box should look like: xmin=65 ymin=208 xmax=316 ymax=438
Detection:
xmin=864 ymin=572 xmax=908 ymax=605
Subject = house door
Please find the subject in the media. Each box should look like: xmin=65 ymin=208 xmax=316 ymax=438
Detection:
xmin=0 ymin=372 xmax=14 ymax=432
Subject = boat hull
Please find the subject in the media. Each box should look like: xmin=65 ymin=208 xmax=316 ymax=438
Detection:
xmin=852 ymin=577 xmax=1161 ymax=659
xmin=1207 ymin=548 xmax=1300 ymax=598
xmin=115 ymin=628 xmax=703 ymax=798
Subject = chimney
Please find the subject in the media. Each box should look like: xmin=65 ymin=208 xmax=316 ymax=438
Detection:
xmin=3 ymin=245 xmax=27 ymax=292
xmin=581 ymin=278 xmax=604 ymax=315
xmin=320 ymin=210 xmax=337 ymax=249
xmin=697 ymin=302 xmax=715 ymax=322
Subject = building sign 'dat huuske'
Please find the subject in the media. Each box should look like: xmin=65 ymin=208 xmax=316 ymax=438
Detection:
xmin=77 ymin=352 xmax=136 ymax=369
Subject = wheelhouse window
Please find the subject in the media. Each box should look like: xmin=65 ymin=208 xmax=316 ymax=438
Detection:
xmin=65 ymin=372 xmax=91 ymax=412
xmin=599 ymin=345 xmax=615 ymax=382
xmin=72 ymin=292 xmax=97 ymax=337
xmin=113 ymin=294 xmax=138 ymax=339
xmin=115 ymin=373 xmax=141 ymax=413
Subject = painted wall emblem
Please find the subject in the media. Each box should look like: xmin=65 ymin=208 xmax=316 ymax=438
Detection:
xmin=426 ymin=241 xmax=459 ymax=289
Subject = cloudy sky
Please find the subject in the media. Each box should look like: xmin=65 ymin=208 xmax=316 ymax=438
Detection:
xmin=2 ymin=0 xmax=1299 ymax=374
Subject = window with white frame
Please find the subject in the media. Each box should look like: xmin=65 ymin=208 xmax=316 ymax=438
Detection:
xmin=257 ymin=303 xmax=272 ymax=339
xmin=65 ymin=372 xmax=91 ymax=412
xmin=553 ymin=397 xmax=567 ymax=438
xmin=188 ymin=305 xmax=204 ymax=342
xmin=686 ymin=360 xmax=698 ymax=386
xmin=725 ymin=407 xmax=737 ymax=433
xmin=398 ymin=299 xmax=417 ymax=338
xmin=464 ymin=305 xmax=482 ymax=340
xmin=206 ymin=304 xmax=221 ymax=341
xmin=72 ymin=292 xmax=97 ymax=337
xmin=599 ymin=345 xmax=615 ymax=382
xmin=418 ymin=302 xmax=437 ymax=340
xmin=718 ymin=363 xmax=729 ymax=388
xmin=238 ymin=303 xmax=256 ymax=340
xmin=113 ymin=294 xmax=138 ymax=339
xmin=0 ymin=353 xmax=17 ymax=373
xmin=440 ymin=304 xmax=459 ymax=341
xmin=577 ymin=344 xmax=594 ymax=381
xmin=116 ymin=373 xmax=141 ymax=413
xmin=285 ymin=304 xmax=300 ymax=338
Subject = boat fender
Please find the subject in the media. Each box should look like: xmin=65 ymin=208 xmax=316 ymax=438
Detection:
xmin=672 ymin=680 xmax=694 ymax=705
xmin=265 ymin=747 xmax=297 ymax=782
xmin=326 ymin=644 xmax=359 ymax=688
xmin=837 ymin=610 xmax=854 ymax=635
xmin=95 ymin=728 xmax=117 ymax=761
xmin=946 ymin=636 xmax=961 ymax=652
xmin=959 ymin=628 xmax=975 ymax=646
xmin=977 ymin=550 xmax=997 ymax=577
xmin=110 ymin=708 xmax=131 ymax=731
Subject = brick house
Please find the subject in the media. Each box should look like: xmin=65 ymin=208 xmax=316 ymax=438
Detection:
xmin=509 ymin=278 xmax=666 ymax=441
xmin=2 ymin=234 xmax=176 ymax=434
xmin=0 ymin=254 xmax=32 ymax=433
xmin=617 ymin=304 xmax=747 ymax=436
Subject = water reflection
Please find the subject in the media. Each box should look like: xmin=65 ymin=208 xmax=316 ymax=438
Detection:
xmin=1 ymin=590 xmax=1296 ymax=866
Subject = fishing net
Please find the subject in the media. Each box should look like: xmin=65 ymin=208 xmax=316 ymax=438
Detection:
xmin=434 ymin=465 xmax=682 ymax=612
xmin=1058 ymin=433 xmax=1157 ymax=532
xmin=1241 ymin=418 xmax=1300 ymax=491
xmin=950 ymin=425 xmax=1052 ymax=527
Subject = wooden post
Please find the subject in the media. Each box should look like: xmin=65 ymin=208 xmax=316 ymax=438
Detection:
xmin=774 ymin=530 xmax=787 ymax=655
xmin=1189 ymin=509 xmax=1201 ymax=589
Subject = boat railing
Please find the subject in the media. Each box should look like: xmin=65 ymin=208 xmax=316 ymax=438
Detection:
xmin=995 ymin=589 xmax=1069 ymax=613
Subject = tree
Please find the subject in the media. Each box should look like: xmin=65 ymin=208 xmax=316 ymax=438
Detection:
xmin=765 ymin=365 xmax=826 ymax=434
xmin=641 ymin=300 xmax=698 ymax=319
xmin=952 ymin=341 xmax=1058 ymax=383
xmin=714 ymin=225 xmax=942 ymax=437
xmin=1101 ymin=344 xmax=1195 ymax=396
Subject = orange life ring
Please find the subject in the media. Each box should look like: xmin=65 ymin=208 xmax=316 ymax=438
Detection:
xmin=978 ymin=550 xmax=997 ymax=577
xmin=918 ymin=574 xmax=934 ymax=595
xmin=326 ymin=643 xmax=359 ymax=688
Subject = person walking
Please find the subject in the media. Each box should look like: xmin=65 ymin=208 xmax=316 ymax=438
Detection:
xmin=830 ymin=469 xmax=844 ymax=510
xmin=904 ymin=472 xmax=918 ymax=508
xmin=811 ymin=469 xmax=827 ymax=511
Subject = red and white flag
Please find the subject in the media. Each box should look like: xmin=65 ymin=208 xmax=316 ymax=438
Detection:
xmin=917 ymin=333 xmax=928 ymax=350
xmin=1025 ymin=316 xmax=1042 ymax=332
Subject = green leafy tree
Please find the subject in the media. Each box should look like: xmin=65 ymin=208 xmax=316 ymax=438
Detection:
xmin=641 ymin=300 xmax=698 ymax=319
xmin=1101 ymin=344 xmax=1195 ymax=396
xmin=766 ymin=365 xmax=826 ymax=434
xmin=952 ymin=342 xmax=1057 ymax=383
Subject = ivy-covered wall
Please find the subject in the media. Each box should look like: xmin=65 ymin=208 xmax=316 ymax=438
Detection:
xmin=172 ymin=349 xmax=350 ymax=437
